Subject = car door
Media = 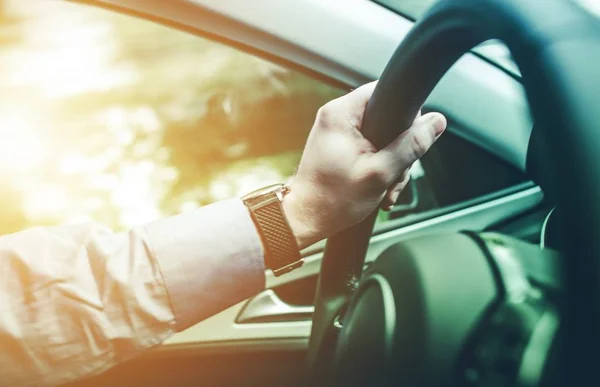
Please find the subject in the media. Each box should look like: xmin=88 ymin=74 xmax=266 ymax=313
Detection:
xmin=1 ymin=0 xmax=546 ymax=386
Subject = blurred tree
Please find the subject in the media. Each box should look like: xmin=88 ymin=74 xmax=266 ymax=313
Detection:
xmin=52 ymin=8 xmax=342 ymax=209
xmin=0 ymin=0 xmax=24 ymax=46
xmin=0 ymin=180 xmax=28 ymax=234
xmin=0 ymin=2 xmax=343 ymax=233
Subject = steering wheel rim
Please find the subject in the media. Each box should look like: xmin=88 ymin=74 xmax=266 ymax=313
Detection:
xmin=307 ymin=0 xmax=600 ymax=385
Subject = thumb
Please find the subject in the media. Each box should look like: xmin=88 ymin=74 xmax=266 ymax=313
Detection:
xmin=375 ymin=112 xmax=446 ymax=180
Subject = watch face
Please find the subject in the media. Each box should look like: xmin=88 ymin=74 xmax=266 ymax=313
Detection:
xmin=241 ymin=184 xmax=285 ymax=201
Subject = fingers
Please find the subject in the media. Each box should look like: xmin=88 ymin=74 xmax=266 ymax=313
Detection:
xmin=348 ymin=81 xmax=378 ymax=107
xmin=313 ymin=81 xmax=378 ymax=132
xmin=334 ymin=81 xmax=378 ymax=117
xmin=380 ymin=169 xmax=410 ymax=211
xmin=375 ymin=112 xmax=446 ymax=184
xmin=414 ymin=109 xmax=422 ymax=123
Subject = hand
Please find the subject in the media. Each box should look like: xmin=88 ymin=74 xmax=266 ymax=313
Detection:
xmin=283 ymin=81 xmax=447 ymax=249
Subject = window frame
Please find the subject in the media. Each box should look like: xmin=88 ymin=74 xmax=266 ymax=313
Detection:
xmin=372 ymin=0 xmax=439 ymax=21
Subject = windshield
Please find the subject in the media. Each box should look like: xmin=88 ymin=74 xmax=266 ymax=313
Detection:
xmin=380 ymin=0 xmax=600 ymax=20
xmin=375 ymin=0 xmax=440 ymax=19
xmin=576 ymin=0 xmax=600 ymax=17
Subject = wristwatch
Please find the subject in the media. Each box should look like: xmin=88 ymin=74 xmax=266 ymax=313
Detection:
xmin=241 ymin=183 xmax=304 ymax=277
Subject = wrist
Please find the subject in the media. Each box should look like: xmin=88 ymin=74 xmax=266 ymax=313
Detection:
xmin=282 ymin=190 xmax=322 ymax=250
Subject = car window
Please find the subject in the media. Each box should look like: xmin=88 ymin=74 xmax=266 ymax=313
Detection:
xmin=0 ymin=1 xmax=528 ymax=235
xmin=375 ymin=0 xmax=441 ymax=19
xmin=0 ymin=1 xmax=344 ymax=234
xmin=380 ymin=129 xmax=528 ymax=223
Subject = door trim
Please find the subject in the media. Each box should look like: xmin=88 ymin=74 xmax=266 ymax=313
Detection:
xmin=166 ymin=186 xmax=542 ymax=346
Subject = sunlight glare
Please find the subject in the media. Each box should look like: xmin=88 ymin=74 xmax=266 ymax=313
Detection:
xmin=0 ymin=111 xmax=47 ymax=173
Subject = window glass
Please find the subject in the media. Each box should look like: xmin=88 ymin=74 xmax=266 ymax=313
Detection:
xmin=0 ymin=1 xmax=528 ymax=235
xmin=420 ymin=131 xmax=527 ymax=207
xmin=375 ymin=0 xmax=440 ymax=19
xmin=0 ymin=1 xmax=344 ymax=234
xmin=380 ymin=129 xmax=528 ymax=223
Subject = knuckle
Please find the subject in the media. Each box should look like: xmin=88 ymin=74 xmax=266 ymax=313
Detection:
xmin=363 ymin=166 xmax=391 ymax=190
xmin=409 ymin=132 xmax=429 ymax=160
xmin=315 ymin=103 xmax=333 ymax=126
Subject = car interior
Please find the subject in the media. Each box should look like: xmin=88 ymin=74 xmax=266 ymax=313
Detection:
xmin=2 ymin=0 xmax=597 ymax=385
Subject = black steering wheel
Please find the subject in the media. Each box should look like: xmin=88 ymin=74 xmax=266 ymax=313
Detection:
xmin=306 ymin=0 xmax=600 ymax=386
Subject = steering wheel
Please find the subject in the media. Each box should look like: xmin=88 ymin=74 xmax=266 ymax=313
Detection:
xmin=305 ymin=0 xmax=600 ymax=386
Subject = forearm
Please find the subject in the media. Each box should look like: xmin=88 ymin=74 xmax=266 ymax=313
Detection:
xmin=146 ymin=198 xmax=266 ymax=331
xmin=0 ymin=198 xmax=265 ymax=386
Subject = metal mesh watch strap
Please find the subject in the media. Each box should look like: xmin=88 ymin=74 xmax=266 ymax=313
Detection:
xmin=245 ymin=193 xmax=303 ymax=276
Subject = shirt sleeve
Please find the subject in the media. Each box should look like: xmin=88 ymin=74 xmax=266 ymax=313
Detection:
xmin=0 ymin=198 xmax=266 ymax=386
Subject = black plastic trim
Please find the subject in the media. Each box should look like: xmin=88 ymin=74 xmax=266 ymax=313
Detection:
xmin=149 ymin=338 xmax=309 ymax=358
xmin=376 ymin=181 xmax=536 ymax=236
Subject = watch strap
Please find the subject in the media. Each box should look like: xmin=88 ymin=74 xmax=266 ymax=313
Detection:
xmin=245 ymin=193 xmax=303 ymax=276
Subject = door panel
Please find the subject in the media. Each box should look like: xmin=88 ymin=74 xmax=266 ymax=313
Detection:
xmin=65 ymin=187 xmax=542 ymax=387
xmin=166 ymin=185 xmax=542 ymax=349
xmin=66 ymin=339 xmax=307 ymax=387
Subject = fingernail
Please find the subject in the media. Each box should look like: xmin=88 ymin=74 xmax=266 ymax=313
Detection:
xmin=430 ymin=113 xmax=447 ymax=137
xmin=392 ymin=191 xmax=401 ymax=203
